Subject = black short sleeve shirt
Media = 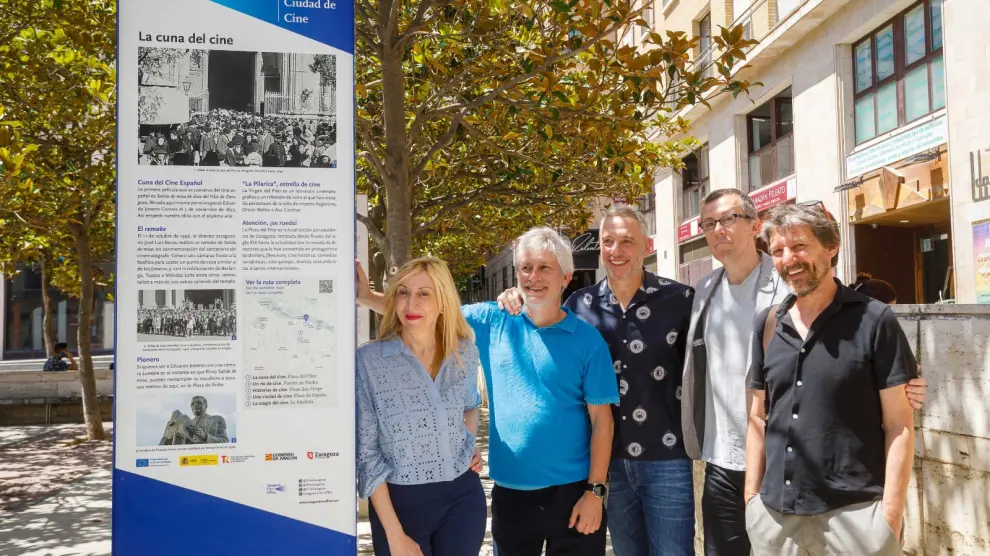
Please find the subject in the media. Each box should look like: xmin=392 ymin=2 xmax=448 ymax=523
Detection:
xmin=565 ymin=271 xmax=694 ymax=461
xmin=749 ymin=280 xmax=917 ymax=515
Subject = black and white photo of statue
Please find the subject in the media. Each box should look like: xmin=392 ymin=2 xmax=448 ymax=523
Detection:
xmin=159 ymin=395 xmax=229 ymax=445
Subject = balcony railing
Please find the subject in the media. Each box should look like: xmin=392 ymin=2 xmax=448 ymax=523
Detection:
xmin=688 ymin=0 xmax=806 ymax=76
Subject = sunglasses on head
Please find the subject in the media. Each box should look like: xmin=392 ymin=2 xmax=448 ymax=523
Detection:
xmin=797 ymin=200 xmax=836 ymax=222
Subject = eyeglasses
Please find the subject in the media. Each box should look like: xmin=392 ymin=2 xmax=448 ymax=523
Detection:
xmin=700 ymin=213 xmax=753 ymax=232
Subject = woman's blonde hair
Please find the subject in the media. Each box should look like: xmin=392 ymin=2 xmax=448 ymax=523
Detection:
xmin=377 ymin=256 xmax=474 ymax=366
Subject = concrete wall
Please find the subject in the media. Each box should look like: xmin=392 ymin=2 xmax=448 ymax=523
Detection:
xmin=0 ymin=369 xmax=113 ymax=400
xmin=894 ymin=304 xmax=990 ymax=556
xmin=0 ymin=369 xmax=114 ymax=426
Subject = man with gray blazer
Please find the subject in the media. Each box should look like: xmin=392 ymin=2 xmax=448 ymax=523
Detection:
xmin=680 ymin=189 xmax=927 ymax=556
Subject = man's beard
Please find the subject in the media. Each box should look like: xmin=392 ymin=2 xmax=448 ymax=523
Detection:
xmin=784 ymin=261 xmax=828 ymax=296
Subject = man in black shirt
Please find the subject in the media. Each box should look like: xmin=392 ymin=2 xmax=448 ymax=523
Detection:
xmin=744 ymin=203 xmax=915 ymax=555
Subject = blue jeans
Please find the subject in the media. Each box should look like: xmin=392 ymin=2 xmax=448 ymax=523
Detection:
xmin=607 ymin=458 xmax=695 ymax=556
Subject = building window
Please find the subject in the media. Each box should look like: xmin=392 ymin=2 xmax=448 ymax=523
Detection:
xmin=637 ymin=193 xmax=658 ymax=236
xmin=156 ymin=290 xmax=166 ymax=306
xmin=747 ymin=88 xmax=793 ymax=190
xmin=698 ymin=13 xmax=713 ymax=79
xmin=682 ymin=144 xmax=710 ymax=220
xmin=853 ymin=0 xmax=944 ymax=145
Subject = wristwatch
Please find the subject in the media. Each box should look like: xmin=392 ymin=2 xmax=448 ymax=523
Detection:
xmin=586 ymin=481 xmax=608 ymax=499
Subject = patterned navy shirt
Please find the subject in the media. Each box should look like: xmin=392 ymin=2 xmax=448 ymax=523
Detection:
xmin=564 ymin=271 xmax=694 ymax=461
xmin=43 ymin=355 xmax=69 ymax=372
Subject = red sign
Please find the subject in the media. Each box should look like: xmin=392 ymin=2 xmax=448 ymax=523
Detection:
xmin=677 ymin=219 xmax=699 ymax=243
xmin=751 ymin=178 xmax=796 ymax=213
xmin=646 ymin=237 xmax=656 ymax=255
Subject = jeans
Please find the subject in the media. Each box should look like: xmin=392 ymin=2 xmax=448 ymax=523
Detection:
xmin=607 ymin=458 xmax=695 ymax=556
xmin=492 ymin=480 xmax=607 ymax=556
xmin=702 ymin=462 xmax=750 ymax=556
xmin=369 ymin=471 xmax=487 ymax=556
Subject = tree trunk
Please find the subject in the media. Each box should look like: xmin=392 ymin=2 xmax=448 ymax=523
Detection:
xmin=39 ymin=259 xmax=57 ymax=357
xmin=69 ymin=224 xmax=107 ymax=441
xmin=380 ymin=41 xmax=413 ymax=273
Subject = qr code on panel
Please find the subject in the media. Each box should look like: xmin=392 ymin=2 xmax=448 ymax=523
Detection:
xmin=319 ymin=280 xmax=334 ymax=294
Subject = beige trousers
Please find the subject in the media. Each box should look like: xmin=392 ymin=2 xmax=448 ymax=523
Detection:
xmin=745 ymin=496 xmax=902 ymax=555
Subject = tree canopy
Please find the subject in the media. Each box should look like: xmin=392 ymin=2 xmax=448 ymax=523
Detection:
xmin=356 ymin=0 xmax=756 ymax=279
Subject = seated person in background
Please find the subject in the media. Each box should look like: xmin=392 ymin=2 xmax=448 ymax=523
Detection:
xmin=853 ymin=272 xmax=898 ymax=304
xmin=43 ymin=343 xmax=78 ymax=371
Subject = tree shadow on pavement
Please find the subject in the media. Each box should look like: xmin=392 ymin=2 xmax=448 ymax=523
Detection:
xmin=0 ymin=466 xmax=112 ymax=556
xmin=0 ymin=424 xmax=114 ymax=512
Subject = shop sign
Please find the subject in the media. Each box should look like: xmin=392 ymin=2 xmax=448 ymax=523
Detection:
xmin=751 ymin=177 xmax=797 ymax=213
xmin=846 ymin=114 xmax=947 ymax=178
xmin=677 ymin=217 xmax=700 ymax=243
xmin=974 ymin=219 xmax=990 ymax=303
xmin=970 ymin=146 xmax=990 ymax=203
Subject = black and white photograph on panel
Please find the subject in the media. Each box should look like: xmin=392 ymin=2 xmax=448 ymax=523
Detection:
xmin=137 ymin=289 xmax=236 ymax=342
xmin=137 ymin=391 xmax=238 ymax=447
xmin=137 ymin=47 xmax=338 ymax=168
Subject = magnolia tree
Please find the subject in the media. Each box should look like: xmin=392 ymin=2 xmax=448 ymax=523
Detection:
xmin=355 ymin=0 xmax=756 ymax=280
xmin=0 ymin=0 xmax=116 ymax=441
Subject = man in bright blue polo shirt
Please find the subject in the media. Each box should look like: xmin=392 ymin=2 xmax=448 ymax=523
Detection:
xmin=357 ymin=227 xmax=618 ymax=555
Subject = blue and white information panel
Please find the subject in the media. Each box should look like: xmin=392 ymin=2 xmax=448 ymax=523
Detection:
xmin=114 ymin=1 xmax=356 ymax=553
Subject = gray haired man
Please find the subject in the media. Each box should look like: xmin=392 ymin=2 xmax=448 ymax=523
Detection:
xmin=682 ymin=190 xmax=926 ymax=556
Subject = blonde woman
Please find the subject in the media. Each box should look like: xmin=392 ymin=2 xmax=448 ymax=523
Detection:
xmin=356 ymin=257 xmax=486 ymax=556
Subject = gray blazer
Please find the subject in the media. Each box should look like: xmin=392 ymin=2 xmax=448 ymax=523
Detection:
xmin=680 ymin=252 xmax=790 ymax=461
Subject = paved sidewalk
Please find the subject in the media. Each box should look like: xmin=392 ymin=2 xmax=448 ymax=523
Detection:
xmin=0 ymin=465 xmax=112 ymax=556
xmin=0 ymin=424 xmax=77 ymax=448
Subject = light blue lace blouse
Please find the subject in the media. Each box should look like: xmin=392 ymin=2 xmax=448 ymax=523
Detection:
xmin=356 ymin=336 xmax=482 ymax=498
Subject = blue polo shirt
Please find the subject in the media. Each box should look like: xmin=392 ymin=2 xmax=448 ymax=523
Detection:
xmin=461 ymin=302 xmax=619 ymax=490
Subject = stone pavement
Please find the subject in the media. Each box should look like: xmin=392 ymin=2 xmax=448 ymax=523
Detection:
xmin=0 ymin=423 xmax=113 ymax=556
xmin=0 ymin=411 xmax=615 ymax=555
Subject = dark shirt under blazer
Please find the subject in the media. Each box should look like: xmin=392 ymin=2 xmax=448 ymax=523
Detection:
xmin=749 ymin=280 xmax=917 ymax=515
xmin=565 ymin=271 xmax=694 ymax=461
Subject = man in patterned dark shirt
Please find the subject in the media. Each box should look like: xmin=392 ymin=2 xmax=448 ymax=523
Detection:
xmin=499 ymin=205 xmax=695 ymax=555
xmin=43 ymin=342 xmax=78 ymax=372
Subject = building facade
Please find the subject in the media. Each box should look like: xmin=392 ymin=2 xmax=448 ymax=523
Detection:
xmin=0 ymin=266 xmax=115 ymax=360
xmin=648 ymin=0 xmax=987 ymax=305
